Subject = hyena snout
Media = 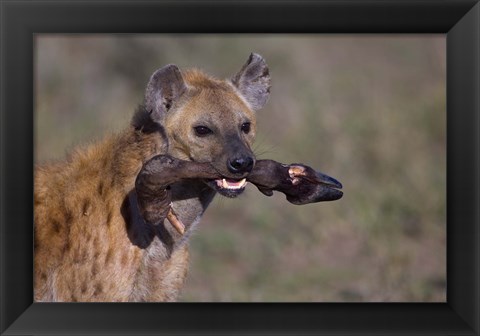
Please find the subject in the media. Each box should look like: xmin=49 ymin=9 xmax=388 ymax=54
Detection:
xmin=203 ymin=147 xmax=256 ymax=198
xmin=227 ymin=154 xmax=255 ymax=175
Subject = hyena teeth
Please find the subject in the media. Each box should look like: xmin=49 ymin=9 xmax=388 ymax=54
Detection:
xmin=217 ymin=178 xmax=247 ymax=190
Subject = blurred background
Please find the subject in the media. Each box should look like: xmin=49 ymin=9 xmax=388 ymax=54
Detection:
xmin=35 ymin=35 xmax=446 ymax=302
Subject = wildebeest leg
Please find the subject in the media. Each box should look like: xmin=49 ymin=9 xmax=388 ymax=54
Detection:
xmin=136 ymin=155 xmax=343 ymax=233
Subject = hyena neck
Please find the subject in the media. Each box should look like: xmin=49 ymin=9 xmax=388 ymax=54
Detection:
xmin=109 ymin=125 xmax=168 ymax=191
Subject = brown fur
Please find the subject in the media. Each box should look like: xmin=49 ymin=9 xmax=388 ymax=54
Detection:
xmin=34 ymin=58 xmax=270 ymax=302
xmin=34 ymin=130 xmax=166 ymax=301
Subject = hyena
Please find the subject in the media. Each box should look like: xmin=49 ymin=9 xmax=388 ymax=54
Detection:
xmin=34 ymin=53 xmax=343 ymax=302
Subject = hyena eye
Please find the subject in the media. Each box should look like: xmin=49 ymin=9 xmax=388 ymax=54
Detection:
xmin=241 ymin=122 xmax=251 ymax=134
xmin=194 ymin=126 xmax=213 ymax=137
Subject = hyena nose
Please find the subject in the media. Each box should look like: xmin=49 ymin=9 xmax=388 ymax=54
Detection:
xmin=227 ymin=156 xmax=254 ymax=175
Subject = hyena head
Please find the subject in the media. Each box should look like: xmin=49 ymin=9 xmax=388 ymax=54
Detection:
xmin=136 ymin=53 xmax=271 ymax=198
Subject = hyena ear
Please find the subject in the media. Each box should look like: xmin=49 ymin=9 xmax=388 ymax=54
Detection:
xmin=231 ymin=53 xmax=271 ymax=110
xmin=145 ymin=64 xmax=187 ymax=123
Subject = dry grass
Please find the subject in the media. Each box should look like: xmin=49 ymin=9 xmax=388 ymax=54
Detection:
xmin=35 ymin=35 xmax=446 ymax=302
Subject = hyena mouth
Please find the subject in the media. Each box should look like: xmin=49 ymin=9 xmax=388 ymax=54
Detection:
xmin=205 ymin=178 xmax=248 ymax=198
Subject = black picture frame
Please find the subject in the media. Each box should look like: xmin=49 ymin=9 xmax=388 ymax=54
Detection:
xmin=1 ymin=1 xmax=478 ymax=335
